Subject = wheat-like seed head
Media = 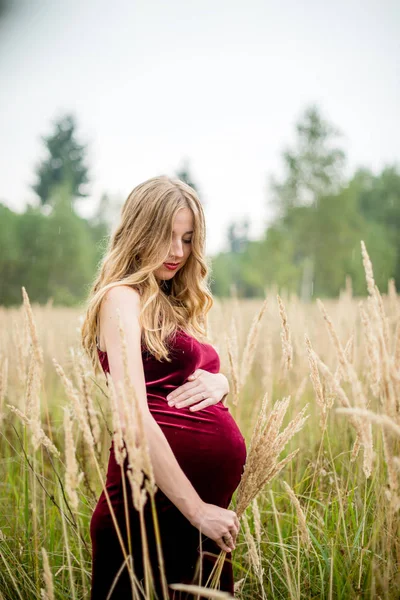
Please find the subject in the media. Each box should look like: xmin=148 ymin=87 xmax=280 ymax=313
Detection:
xmin=305 ymin=334 xmax=326 ymax=428
xmin=40 ymin=547 xmax=54 ymax=600
xmin=240 ymin=296 xmax=268 ymax=388
xmin=277 ymin=294 xmax=293 ymax=374
xmin=53 ymin=358 xmax=94 ymax=449
xmin=236 ymin=394 xmax=309 ymax=517
xmin=63 ymin=406 xmax=83 ymax=512
xmin=281 ymin=480 xmax=311 ymax=550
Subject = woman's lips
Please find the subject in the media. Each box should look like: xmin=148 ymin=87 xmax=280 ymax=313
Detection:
xmin=163 ymin=262 xmax=180 ymax=270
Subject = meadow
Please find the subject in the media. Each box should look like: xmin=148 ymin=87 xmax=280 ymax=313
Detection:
xmin=0 ymin=241 xmax=399 ymax=600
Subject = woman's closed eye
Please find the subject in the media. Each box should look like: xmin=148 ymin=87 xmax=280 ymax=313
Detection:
xmin=183 ymin=239 xmax=192 ymax=244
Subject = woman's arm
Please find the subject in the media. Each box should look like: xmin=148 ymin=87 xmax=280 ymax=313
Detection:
xmin=99 ymin=285 xmax=239 ymax=552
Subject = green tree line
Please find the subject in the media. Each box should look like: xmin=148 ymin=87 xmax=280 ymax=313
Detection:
xmin=212 ymin=106 xmax=400 ymax=299
xmin=1 ymin=108 xmax=399 ymax=306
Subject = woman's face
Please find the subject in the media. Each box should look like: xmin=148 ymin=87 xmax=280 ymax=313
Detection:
xmin=154 ymin=207 xmax=194 ymax=282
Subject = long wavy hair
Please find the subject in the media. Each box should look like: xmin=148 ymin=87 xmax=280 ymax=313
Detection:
xmin=81 ymin=175 xmax=214 ymax=372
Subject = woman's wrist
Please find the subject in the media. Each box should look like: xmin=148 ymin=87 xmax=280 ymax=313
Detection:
xmin=186 ymin=498 xmax=206 ymax=528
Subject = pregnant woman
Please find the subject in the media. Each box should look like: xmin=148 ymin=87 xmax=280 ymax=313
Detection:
xmin=82 ymin=175 xmax=247 ymax=599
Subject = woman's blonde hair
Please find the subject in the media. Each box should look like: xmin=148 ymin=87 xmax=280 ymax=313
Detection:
xmin=81 ymin=175 xmax=214 ymax=371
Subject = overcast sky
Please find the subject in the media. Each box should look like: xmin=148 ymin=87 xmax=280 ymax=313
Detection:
xmin=1 ymin=0 xmax=399 ymax=255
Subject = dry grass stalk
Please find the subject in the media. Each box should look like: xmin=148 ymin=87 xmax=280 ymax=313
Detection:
xmin=335 ymin=407 xmax=400 ymax=439
xmin=240 ymin=297 xmax=268 ymax=388
xmin=281 ymin=481 xmax=311 ymax=550
xmin=53 ymin=359 xmax=94 ymax=449
xmin=225 ymin=315 xmax=240 ymax=407
xmin=310 ymin=348 xmax=373 ymax=475
xmin=63 ymin=406 xmax=84 ymax=512
xmin=359 ymin=301 xmax=381 ymax=397
xmin=393 ymin=456 xmax=400 ymax=472
xmin=235 ymin=393 xmax=309 ymax=517
xmin=251 ymin=497 xmax=262 ymax=547
xmin=361 ymin=242 xmax=392 ymax=361
xmin=316 ymin=299 xmax=374 ymax=477
xmin=360 ymin=241 xmax=376 ymax=298
xmin=277 ymin=295 xmax=293 ymax=374
xmin=116 ymin=309 xmax=156 ymax=496
xmin=7 ymin=404 xmax=60 ymax=457
xmin=71 ymin=348 xmax=101 ymax=454
xmin=381 ymin=428 xmax=399 ymax=497
xmin=316 ymin=299 xmax=349 ymax=383
xmin=52 ymin=347 xmax=139 ymax=594
xmin=115 ymin=309 xmax=170 ymax=600
xmin=305 ymin=335 xmax=327 ymax=428
xmin=350 ymin=433 xmax=362 ymax=462
xmin=337 ymin=332 xmax=355 ymax=382
xmin=115 ymin=356 xmax=156 ymax=598
xmin=120 ymin=379 xmax=148 ymax=512
xmin=22 ymin=344 xmax=45 ymax=452
xmin=394 ymin=320 xmax=400 ymax=373
xmin=0 ymin=356 xmax=8 ymax=426
xmin=336 ymin=406 xmax=400 ymax=511
xmin=345 ymin=274 xmax=353 ymax=299
xmin=233 ymin=578 xmax=245 ymax=595
xmin=168 ymin=584 xmax=234 ymax=599
xmin=207 ymin=393 xmax=309 ymax=591
xmin=40 ymin=547 xmax=55 ymax=600
xmin=294 ymin=374 xmax=308 ymax=413
xmin=106 ymin=373 xmax=127 ymax=466
xmin=374 ymin=284 xmax=391 ymax=354
xmin=22 ymin=287 xmax=44 ymax=367
xmin=377 ymin=332 xmax=399 ymax=419
xmin=388 ymin=278 xmax=398 ymax=318
xmin=242 ymin=511 xmax=262 ymax=577
xmin=0 ymin=356 xmax=8 ymax=404
xmin=261 ymin=337 xmax=273 ymax=401
xmin=325 ymin=333 xmax=354 ymax=409
xmin=12 ymin=318 xmax=27 ymax=388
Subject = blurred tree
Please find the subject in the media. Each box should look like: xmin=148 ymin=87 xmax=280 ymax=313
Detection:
xmin=13 ymin=204 xmax=50 ymax=303
xmin=269 ymin=105 xmax=347 ymax=300
xmin=227 ymin=217 xmax=250 ymax=254
xmin=0 ymin=203 xmax=20 ymax=305
xmin=269 ymin=105 xmax=346 ymax=215
xmin=0 ymin=0 xmax=12 ymax=19
xmin=349 ymin=165 xmax=400 ymax=285
xmin=42 ymin=180 xmax=96 ymax=305
xmin=175 ymin=158 xmax=201 ymax=197
xmin=32 ymin=113 xmax=90 ymax=207
xmin=88 ymin=192 xmax=119 ymax=260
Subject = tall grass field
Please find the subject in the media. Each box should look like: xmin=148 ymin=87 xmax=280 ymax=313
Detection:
xmin=0 ymin=241 xmax=399 ymax=599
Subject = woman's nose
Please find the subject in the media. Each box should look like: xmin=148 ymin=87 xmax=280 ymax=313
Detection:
xmin=170 ymin=242 xmax=184 ymax=258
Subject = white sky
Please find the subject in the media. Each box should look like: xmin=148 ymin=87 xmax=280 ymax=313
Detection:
xmin=1 ymin=0 xmax=399 ymax=255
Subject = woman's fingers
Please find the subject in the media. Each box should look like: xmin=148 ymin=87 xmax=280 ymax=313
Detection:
xmin=217 ymin=537 xmax=234 ymax=553
xmin=215 ymin=525 xmax=239 ymax=551
xmin=188 ymin=399 xmax=214 ymax=412
xmin=174 ymin=393 xmax=205 ymax=408
xmin=229 ymin=525 xmax=238 ymax=545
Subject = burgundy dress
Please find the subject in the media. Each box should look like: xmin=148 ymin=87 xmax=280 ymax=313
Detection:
xmin=90 ymin=328 xmax=247 ymax=599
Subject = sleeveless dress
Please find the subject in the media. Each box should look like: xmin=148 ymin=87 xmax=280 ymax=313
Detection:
xmin=90 ymin=328 xmax=247 ymax=599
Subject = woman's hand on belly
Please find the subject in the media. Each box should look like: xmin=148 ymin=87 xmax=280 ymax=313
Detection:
xmin=166 ymin=369 xmax=229 ymax=412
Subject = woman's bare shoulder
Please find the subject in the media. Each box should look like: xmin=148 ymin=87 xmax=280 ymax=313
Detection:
xmin=102 ymin=285 xmax=141 ymax=308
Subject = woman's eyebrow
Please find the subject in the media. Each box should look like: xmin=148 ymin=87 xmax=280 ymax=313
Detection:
xmin=172 ymin=230 xmax=193 ymax=235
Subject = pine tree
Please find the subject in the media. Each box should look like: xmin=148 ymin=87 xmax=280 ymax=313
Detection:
xmin=32 ymin=113 xmax=90 ymax=206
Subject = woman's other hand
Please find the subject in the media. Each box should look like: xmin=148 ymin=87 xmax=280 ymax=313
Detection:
xmin=188 ymin=501 xmax=240 ymax=553
xmin=166 ymin=370 xmax=229 ymax=411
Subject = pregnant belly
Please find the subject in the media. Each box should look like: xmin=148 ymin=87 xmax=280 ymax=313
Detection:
xmin=147 ymin=392 xmax=247 ymax=507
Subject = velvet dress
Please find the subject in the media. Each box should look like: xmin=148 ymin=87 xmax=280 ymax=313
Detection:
xmin=90 ymin=328 xmax=247 ymax=600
